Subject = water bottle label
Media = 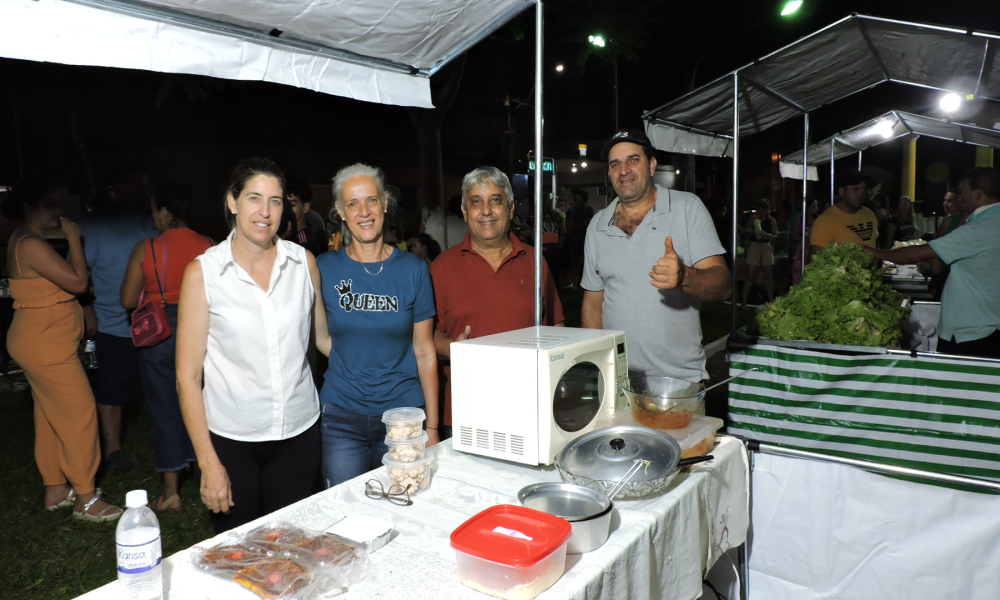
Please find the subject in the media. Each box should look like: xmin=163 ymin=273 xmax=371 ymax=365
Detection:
xmin=117 ymin=536 xmax=162 ymax=574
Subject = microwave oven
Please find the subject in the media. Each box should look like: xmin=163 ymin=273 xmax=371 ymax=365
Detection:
xmin=450 ymin=326 xmax=627 ymax=466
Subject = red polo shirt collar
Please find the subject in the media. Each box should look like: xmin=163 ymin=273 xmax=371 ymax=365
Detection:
xmin=458 ymin=232 xmax=526 ymax=271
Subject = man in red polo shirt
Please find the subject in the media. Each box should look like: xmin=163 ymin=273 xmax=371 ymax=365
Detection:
xmin=430 ymin=166 xmax=564 ymax=439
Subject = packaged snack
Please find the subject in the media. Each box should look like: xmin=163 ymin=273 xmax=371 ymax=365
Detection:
xmin=233 ymin=558 xmax=312 ymax=600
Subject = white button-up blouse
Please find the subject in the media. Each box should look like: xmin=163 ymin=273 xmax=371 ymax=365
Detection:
xmin=195 ymin=231 xmax=319 ymax=442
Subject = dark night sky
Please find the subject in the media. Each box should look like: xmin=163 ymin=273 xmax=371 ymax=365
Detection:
xmin=2 ymin=0 xmax=1000 ymax=219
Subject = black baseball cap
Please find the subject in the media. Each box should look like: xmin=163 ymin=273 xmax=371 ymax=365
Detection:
xmin=601 ymin=129 xmax=654 ymax=161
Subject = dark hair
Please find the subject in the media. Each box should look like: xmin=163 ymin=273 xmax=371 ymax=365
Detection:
xmin=409 ymin=232 xmax=441 ymax=261
xmin=964 ymin=167 xmax=1000 ymax=200
xmin=837 ymin=170 xmax=870 ymax=190
xmin=285 ymin=176 xmax=313 ymax=204
xmin=1 ymin=177 xmax=62 ymax=220
xmin=278 ymin=197 xmax=296 ymax=238
xmin=756 ymin=198 xmax=770 ymax=209
xmin=572 ymin=188 xmax=589 ymax=202
xmin=223 ymin=157 xmax=287 ymax=229
xmin=948 ymin=186 xmax=962 ymax=196
xmin=153 ymin=183 xmax=195 ymax=224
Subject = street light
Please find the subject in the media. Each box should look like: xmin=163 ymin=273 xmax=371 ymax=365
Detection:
xmin=555 ymin=64 xmax=564 ymax=72
xmin=589 ymin=34 xmax=617 ymax=131
xmin=939 ymin=92 xmax=962 ymax=113
xmin=780 ymin=0 xmax=803 ymax=16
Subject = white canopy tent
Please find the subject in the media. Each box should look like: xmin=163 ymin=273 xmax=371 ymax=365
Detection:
xmin=0 ymin=0 xmax=534 ymax=108
xmin=779 ymin=110 xmax=1000 ymax=181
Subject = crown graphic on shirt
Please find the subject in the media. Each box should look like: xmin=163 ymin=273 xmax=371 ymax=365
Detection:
xmin=335 ymin=279 xmax=352 ymax=296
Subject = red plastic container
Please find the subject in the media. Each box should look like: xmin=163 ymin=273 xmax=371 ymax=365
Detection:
xmin=451 ymin=505 xmax=572 ymax=600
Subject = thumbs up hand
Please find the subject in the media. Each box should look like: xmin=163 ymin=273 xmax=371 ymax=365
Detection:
xmin=650 ymin=236 xmax=685 ymax=290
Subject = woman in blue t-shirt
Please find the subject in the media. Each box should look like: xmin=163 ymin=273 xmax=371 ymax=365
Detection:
xmin=317 ymin=164 xmax=439 ymax=488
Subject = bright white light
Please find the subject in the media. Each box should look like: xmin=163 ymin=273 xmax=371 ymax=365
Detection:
xmin=940 ymin=92 xmax=962 ymax=113
xmin=780 ymin=0 xmax=803 ymax=16
xmin=873 ymin=120 xmax=894 ymax=139
xmin=675 ymin=169 xmax=681 ymax=175
xmin=580 ymin=161 xmax=588 ymax=168
xmin=588 ymin=35 xmax=606 ymax=48
xmin=572 ymin=167 xmax=578 ymax=173
xmin=555 ymin=64 xmax=564 ymax=72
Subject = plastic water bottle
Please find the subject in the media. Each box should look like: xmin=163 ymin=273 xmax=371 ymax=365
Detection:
xmin=116 ymin=490 xmax=163 ymax=600
xmin=82 ymin=339 xmax=98 ymax=370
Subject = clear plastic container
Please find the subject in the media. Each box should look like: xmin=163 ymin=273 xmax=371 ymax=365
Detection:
xmin=381 ymin=407 xmax=425 ymax=441
xmin=382 ymin=453 xmax=434 ymax=493
xmin=385 ymin=431 xmax=427 ymax=462
xmin=664 ymin=415 xmax=723 ymax=458
xmin=451 ymin=505 xmax=572 ymax=600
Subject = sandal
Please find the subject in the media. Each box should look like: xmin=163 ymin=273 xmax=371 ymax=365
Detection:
xmin=45 ymin=489 xmax=76 ymax=511
xmin=152 ymin=494 xmax=182 ymax=512
xmin=73 ymin=493 xmax=122 ymax=523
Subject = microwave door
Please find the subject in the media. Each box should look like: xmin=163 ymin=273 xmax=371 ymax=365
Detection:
xmin=552 ymin=362 xmax=605 ymax=434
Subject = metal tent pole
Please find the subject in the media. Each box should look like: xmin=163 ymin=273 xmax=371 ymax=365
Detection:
xmin=829 ymin=139 xmax=836 ymax=205
xmin=858 ymin=150 xmax=863 ymax=171
xmin=800 ymin=114 xmax=809 ymax=273
xmin=730 ymin=72 xmax=740 ymax=341
xmin=533 ymin=0 xmax=544 ymax=326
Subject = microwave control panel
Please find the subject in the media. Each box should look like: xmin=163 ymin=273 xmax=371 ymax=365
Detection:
xmin=613 ymin=332 xmax=628 ymax=412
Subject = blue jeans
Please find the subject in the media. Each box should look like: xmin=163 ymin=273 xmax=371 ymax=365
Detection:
xmin=319 ymin=403 xmax=391 ymax=488
xmin=136 ymin=305 xmax=195 ymax=472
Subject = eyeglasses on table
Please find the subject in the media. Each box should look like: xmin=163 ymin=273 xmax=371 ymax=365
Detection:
xmin=365 ymin=479 xmax=413 ymax=506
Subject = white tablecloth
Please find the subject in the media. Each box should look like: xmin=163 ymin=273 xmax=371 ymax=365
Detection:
xmin=77 ymin=437 xmax=748 ymax=600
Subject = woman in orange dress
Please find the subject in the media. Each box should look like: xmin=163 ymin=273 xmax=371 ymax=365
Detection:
xmin=4 ymin=181 xmax=121 ymax=521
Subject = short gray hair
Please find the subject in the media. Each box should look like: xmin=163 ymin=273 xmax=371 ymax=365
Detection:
xmin=461 ymin=167 xmax=514 ymax=208
xmin=330 ymin=163 xmax=397 ymax=246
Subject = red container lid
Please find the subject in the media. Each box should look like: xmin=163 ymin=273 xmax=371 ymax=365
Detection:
xmin=450 ymin=505 xmax=572 ymax=568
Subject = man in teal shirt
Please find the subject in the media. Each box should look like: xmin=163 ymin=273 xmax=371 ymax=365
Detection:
xmin=867 ymin=167 xmax=1000 ymax=358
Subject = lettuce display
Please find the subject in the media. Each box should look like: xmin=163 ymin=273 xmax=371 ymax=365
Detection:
xmin=757 ymin=242 xmax=909 ymax=347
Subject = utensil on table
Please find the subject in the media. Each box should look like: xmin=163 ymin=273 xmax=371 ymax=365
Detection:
xmin=702 ymin=367 xmax=759 ymax=394
xmin=606 ymin=458 xmax=647 ymax=501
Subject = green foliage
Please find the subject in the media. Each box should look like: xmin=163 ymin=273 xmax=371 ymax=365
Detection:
xmin=757 ymin=242 xmax=910 ymax=347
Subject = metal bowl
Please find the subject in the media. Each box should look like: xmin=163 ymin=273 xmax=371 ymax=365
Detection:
xmin=517 ymin=482 xmax=613 ymax=554
xmin=622 ymin=376 xmax=705 ymax=429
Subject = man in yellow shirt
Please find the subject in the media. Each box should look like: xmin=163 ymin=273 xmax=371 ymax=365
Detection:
xmin=810 ymin=171 xmax=878 ymax=256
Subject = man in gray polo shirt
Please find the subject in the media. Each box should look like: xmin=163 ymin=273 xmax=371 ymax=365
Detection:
xmin=581 ymin=129 xmax=731 ymax=382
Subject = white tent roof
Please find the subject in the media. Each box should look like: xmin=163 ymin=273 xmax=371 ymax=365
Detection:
xmin=643 ymin=14 xmax=1000 ymax=157
xmin=1 ymin=0 xmax=534 ymax=108
xmin=778 ymin=110 xmax=1000 ymax=180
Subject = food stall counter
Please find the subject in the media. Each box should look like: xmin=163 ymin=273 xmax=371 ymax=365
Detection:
xmin=75 ymin=437 xmax=749 ymax=600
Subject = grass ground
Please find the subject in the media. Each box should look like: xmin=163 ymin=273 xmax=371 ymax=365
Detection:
xmin=0 ymin=384 xmax=214 ymax=600
xmin=0 ymin=293 xmax=755 ymax=599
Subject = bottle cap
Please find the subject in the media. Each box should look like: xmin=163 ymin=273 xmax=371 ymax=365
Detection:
xmin=125 ymin=490 xmax=148 ymax=508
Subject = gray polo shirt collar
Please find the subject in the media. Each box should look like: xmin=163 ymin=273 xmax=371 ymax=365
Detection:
xmin=595 ymin=185 xmax=673 ymax=237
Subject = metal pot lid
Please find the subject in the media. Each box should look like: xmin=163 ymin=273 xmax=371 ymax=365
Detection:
xmin=558 ymin=425 xmax=681 ymax=483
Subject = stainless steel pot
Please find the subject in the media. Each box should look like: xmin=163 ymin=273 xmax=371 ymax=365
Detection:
xmin=517 ymin=482 xmax=613 ymax=554
xmin=555 ymin=426 xmax=713 ymax=499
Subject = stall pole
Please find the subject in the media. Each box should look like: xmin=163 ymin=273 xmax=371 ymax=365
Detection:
xmin=740 ymin=445 xmax=754 ymax=600
xmin=730 ymin=72 xmax=740 ymax=340
xmin=800 ymin=113 xmax=809 ymax=277
xmin=857 ymin=150 xmax=863 ymax=171
xmin=533 ymin=0 xmax=544 ymax=326
xmin=551 ymin=166 xmax=557 ymax=210
xmin=829 ymin=139 xmax=836 ymax=205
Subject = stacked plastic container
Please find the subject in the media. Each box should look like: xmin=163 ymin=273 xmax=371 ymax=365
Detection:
xmin=381 ymin=407 xmax=435 ymax=494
